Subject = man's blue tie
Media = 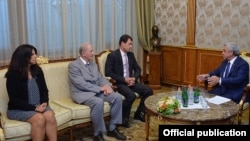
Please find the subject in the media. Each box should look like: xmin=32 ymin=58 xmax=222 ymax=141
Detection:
xmin=224 ymin=62 xmax=230 ymax=78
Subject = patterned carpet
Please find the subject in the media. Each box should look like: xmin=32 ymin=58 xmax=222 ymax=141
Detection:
xmin=57 ymin=86 xmax=249 ymax=141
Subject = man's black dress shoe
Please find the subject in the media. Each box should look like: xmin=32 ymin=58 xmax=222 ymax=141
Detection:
xmin=93 ymin=134 xmax=104 ymax=141
xmin=107 ymin=129 xmax=126 ymax=140
xmin=120 ymin=122 xmax=130 ymax=128
xmin=120 ymin=119 xmax=130 ymax=128
xmin=134 ymin=111 xmax=145 ymax=122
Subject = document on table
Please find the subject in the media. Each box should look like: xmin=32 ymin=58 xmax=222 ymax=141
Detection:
xmin=206 ymin=96 xmax=231 ymax=105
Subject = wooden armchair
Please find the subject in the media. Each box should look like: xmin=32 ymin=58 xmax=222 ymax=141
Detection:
xmin=95 ymin=49 xmax=141 ymax=97
xmin=235 ymin=85 xmax=250 ymax=125
xmin=94 ymin=49 xmax=118 ymax=91
xmin=237 ymin=52 xmax=250 ymax=125
xmin=95 ymin=50 xmax=113 ymax=80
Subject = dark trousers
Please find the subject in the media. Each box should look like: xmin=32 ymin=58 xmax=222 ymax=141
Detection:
xmin=117 ymin=83 xmax=153 ymax=120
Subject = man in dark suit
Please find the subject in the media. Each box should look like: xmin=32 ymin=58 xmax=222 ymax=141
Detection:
xmin=105 ymin=34 xmax=153 ymax=127
xmin=197 ymin=42 xmax=249 ymax=103
xmin=68 ymin=42 xmax=126 ymax=141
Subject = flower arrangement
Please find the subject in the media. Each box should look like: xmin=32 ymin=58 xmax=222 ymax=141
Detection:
xmin=156 ymin=96 xmax=180 ymax=115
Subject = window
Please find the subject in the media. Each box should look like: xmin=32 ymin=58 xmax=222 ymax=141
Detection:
xmin=0 ymin=0 xmax=138 ymax=66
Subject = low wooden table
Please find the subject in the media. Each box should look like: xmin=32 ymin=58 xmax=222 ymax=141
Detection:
xmin=144 ymin=92 xmax=238 ymax=141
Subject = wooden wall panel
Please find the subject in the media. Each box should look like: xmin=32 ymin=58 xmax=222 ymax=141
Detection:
xmin=181 ymin=47 xmax=197 ymax=86
xmin=161 ymin=47 xmax=182 ymax=85
xmin=196 ymin=49 xmax=223 ymax=75
xmin=196 ymin=49 xmax=223 ymax=86
xmin=148 ymin=52 xmax=161 ymax=89
xmin=160 ymin=46 xmax=224 ymax=86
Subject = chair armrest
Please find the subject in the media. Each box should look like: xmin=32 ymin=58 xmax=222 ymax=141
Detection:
xmin=106 ymin=78 xmax=118 ymax=92
xmin=103 ymin=76 xmax=111 ymax=82
xmin=139 ymin=74 xmax=147 ymax=84
xmin=102 ymin=76 xmax=118 ymax=91
xmin=0 ymin=113 xmax=5 ymax=141
xmin=243 ymin=102 xmax=249 ymax=110
xmin=108 ymin=78 xmax=117 ymax=84
xmin=0 ymin=127 xmax=4 ymax=141
xmin=238 ymin=85 xmax=249 ymax=112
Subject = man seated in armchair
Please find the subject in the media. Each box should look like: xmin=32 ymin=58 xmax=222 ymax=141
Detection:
xmin=68 ymin=42 xmax=126 ymax=141
xmin=197 ymin=42 xmax=250 ymax=104
xmin=105 ymin=34 xmax=153 ymax=128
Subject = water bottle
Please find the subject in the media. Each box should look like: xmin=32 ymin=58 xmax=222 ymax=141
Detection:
xmin=182 ymin=86 xmax=188 ymax=107
xmin=194 ymin=87 xmax=200 ymax=103
xmin=188 ymin=85 xmax=194 ymax=105
xmin=176 ymin=87 xmax=182 ymax=103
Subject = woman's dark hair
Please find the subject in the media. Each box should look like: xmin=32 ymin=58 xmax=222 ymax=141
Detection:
xmin=119 ymin=34 xmax=133 ymax=46
xmin=5 ymin=44 xmax=42 ymax=79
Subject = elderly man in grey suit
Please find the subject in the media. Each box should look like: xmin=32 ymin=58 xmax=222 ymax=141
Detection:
xmin=68 ymin=42 xmax=126 ymax=141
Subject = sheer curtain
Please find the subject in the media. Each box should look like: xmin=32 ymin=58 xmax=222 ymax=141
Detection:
xmin=0 ymin=0 xmax=143 ymax=67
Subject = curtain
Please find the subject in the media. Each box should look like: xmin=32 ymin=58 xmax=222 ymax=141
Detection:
xmin=135 ymin=0 xmax=154 ymax=52
xmin=0 ymin=0 xmax=143 ymax=67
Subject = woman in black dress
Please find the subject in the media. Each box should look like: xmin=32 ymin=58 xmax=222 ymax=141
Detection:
xmin=5 ymin=44 xmax=57 ymax=141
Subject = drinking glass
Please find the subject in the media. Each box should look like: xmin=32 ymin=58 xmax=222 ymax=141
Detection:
xmin=200 ymin=95 xmax=208 ymax=109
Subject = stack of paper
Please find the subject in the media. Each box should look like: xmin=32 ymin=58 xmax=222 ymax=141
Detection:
xmin=206 ymin=96 xmax=231 ymax=105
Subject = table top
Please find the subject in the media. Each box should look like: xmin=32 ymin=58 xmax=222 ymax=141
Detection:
xmin=144 ymin=92 xmax=238 ymax=124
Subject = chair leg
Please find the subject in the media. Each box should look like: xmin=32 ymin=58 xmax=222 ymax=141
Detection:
xmin=249 ymin=106 xmax=250 ymax=125
xmin=238 ymin=110 xmax=242 ymax=125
